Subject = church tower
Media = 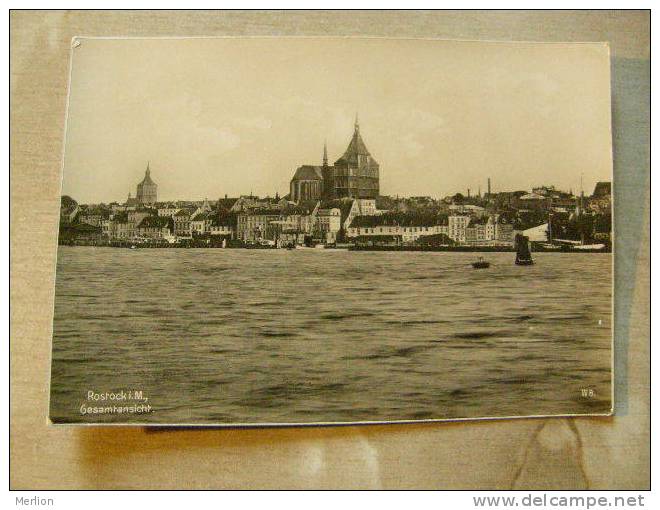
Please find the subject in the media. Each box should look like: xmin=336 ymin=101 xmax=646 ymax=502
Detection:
xmin=330 ymin=114 xmax=380 ymax=199
xmin=289 ymin=116 xmax=381 ymax=203
xmin=136 ymin=162 xmax=158 ymax=205
xmin=321 ymin=140 xmax=334 ymax=199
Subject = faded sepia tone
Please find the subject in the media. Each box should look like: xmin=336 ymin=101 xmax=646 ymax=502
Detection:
xmin=50 ymin=36 xmax=613 ymax=426
xmin=62 ymin=38 xmax=612 ymax=202
xmin=11 ymin=10 xmax=648 ymax=489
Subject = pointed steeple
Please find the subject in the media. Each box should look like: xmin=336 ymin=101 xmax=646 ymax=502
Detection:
xmin=323 ymin=140 xmax=328 ymax=167
xmin=335 ymin=115 xmax=377 ymax=168
xmin=139 ymin=161 xmax=155 ymax=186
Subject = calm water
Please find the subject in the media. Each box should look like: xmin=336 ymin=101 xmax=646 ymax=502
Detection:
xmin=49 ymin=247 xmax=612 ymax=424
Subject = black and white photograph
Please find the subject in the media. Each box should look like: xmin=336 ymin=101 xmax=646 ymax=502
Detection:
xmin=48 ymin=37 xmax=613 ymax=425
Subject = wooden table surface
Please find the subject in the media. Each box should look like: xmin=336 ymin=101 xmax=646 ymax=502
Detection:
xmin=9 ymin=10 xmax=650 ymax=489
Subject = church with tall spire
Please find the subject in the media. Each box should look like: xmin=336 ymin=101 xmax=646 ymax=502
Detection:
xmin=136 ymin=162 xmax=158 ymax=205
xmin=289 ymin=116 xmax=380 ymax=203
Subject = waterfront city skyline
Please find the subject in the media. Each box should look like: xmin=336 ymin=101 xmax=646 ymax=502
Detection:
xmin=61 ymin=38 xmax=612 ymax=203
xmin=51 ymin=37 xmax=614 ymax=429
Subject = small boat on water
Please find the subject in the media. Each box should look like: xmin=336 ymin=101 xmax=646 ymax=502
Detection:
xmin=514 ymin=234 xmax=534 ymax=265
xmin=471 ymin=256 xmax=490 ymax=269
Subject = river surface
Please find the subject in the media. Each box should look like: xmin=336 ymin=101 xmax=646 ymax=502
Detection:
xmin=49 ymin=247 xmax=612 ymax=424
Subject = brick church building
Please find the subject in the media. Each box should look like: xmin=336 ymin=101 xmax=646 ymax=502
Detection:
xmin=136 ymin=162 xmax=158 ymax=205
xmin=290 ymin=116 xmax=380 ymax=202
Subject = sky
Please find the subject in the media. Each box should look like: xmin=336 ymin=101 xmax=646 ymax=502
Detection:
xmin=61 ymin=37 xmax=613 ymax=203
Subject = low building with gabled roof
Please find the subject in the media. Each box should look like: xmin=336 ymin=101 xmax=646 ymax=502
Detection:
xmin=173 ymin=208 xmax=194 ymax=238
xmin=208 ymin=212 xmax=236 ymax=238
xmin=136 ymin=216 xmax=172 ymax=239
xmin=216 ymin=197 xmax=240 ymax=213
xmin=347 ymin=211 xmax=450 ymax=244
xmin=191 ymin=211 xmax=212 ymax=235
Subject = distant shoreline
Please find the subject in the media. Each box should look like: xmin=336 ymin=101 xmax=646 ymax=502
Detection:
xmin=349 ymin=245 xmax=610 ymax=253
xmin=57 ymin=242 xmax=611 ymax=254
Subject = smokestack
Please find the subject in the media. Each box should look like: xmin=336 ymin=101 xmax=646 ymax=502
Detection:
xmin=488 ymin=178 xmax=491 ymax=196
xmin=467 ymin=188 xmax=470 ymax=198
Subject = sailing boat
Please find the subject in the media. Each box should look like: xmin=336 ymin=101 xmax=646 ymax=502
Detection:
xmin=514 ymin=233 xmax=534 ymax=265
xmin=471 ymin=256 xmax=490 ymax=269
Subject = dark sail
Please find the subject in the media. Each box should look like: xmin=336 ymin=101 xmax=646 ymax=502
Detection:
xmin=515 ymin=234 xmax=534 ymax=265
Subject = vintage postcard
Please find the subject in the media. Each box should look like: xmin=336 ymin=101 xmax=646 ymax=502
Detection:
xmin=49 ymin=37 xmax=613 ymax=425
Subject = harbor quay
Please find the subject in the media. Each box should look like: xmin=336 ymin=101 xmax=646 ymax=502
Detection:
xmin=59 ymin=120 xmax=612 ymax=252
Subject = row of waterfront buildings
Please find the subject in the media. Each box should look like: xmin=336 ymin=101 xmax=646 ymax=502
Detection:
xmin=60 ymin=187 xmax=611 ymax=247
xmin=60 ymin=119 xmax=612 ymax=247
